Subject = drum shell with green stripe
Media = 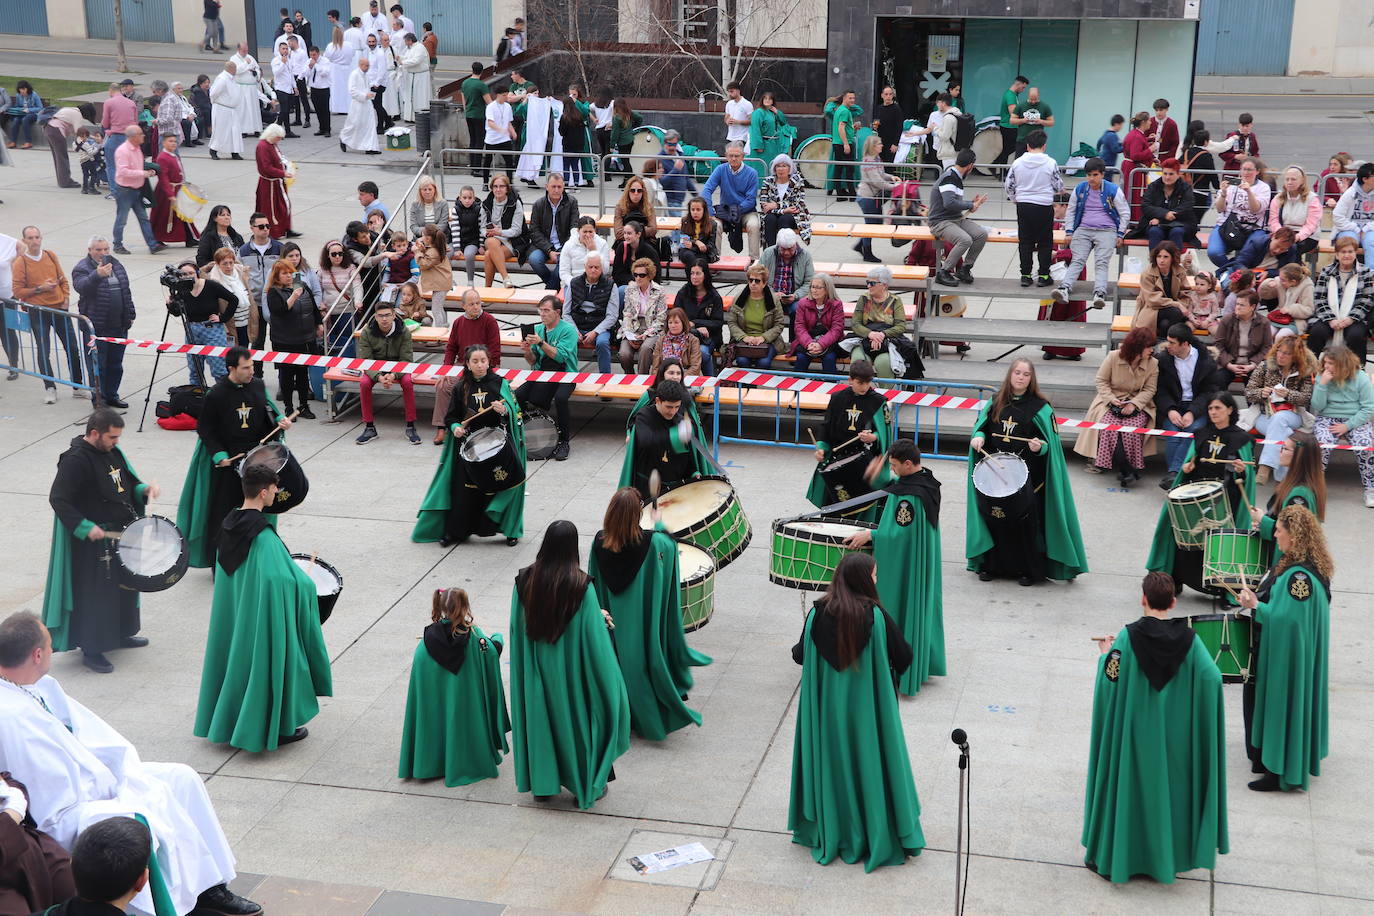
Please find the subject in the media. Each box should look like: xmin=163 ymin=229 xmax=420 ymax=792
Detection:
xmin=642 ymin=476 xmax=752 ymax=570
xmin=769 ymin=517 xmax=875 ymax=591
xmin=677 ymin=542 xmax=716 ymax=632
xmin=1186 ymin=613 xmax=1254 ymax=683
xmin=1202 ymin=529 xmax=1271 ymax=592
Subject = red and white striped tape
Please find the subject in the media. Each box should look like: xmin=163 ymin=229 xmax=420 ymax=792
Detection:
xmin=101 ymin=337 xmax=1373 ymax=451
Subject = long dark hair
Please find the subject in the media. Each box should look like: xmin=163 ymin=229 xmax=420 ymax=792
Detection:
xmin=520 ymin=520 xmax=590 ymax=642
xmin=989 ymin=357 xmax=1045 ymax=420
xmin=457 ymin=344 xmax=493 ymax=406
xmin=599 ymin=487 xmax=643 ymax=552
xmin=1274 ymin=429 xmax=1327 ymax=521
xmin=820 ymin=553 xmax=882 ymax=670
xmin=202 ymin=205 xmax=243 ymax=245
xmin=653 ymin=357 xmax=684 ymax=387
xmin=560 ymin=98 xmax=584 ymax=129
xmin=681 ymin=196 xmax=714 ymax=239
xmin=1203 ymin=391 xmax=1237 ymax=427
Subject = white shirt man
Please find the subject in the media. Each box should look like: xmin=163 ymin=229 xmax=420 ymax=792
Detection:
xmin=340 ymin=60 xmax=380 ymax=153
xmin=208 ymin=64 xmax=244 ymax=157
xmin=364 ymin=38 xmax=390 ymax=90
xmin=270 ymin=23 xmax=297 ymax=55
xmin=484 ymin=94 xmax=514 ymax=146
xmin=360 ymin=3 xmax=388 ymax=38
xmin=228 ymin=44 xmax=263 ymax=135
xmin=271 ymin=48 xmax=299 ymax=95
xmin=398 ymin=36 xmax=431 ymax=121
xmin=724 ymin=86 xmax=753 ymax=145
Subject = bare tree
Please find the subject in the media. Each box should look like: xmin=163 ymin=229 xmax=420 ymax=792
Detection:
xmin=113 ymin=0 xmax=129 ymax=72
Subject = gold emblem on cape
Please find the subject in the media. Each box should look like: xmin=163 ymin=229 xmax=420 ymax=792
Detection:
xmin=236 ymin=402 xmax=252 ymax=428
xmin=1105 ymin=649 xmax=1121 ymax=682
xmin=835 ymin=486 xmax=850 ymax=501
xmin=493 ymin=467 xmax=508 ymax=482
xmin=990 ymin=506 xmax=1005 ymax=519
xmin=472 ymin=390 xmax=488 ymax=408
xmin=275 ymin=488 xmax=291 ymax=503
xmin=845 ymin=405 xmax=862 ymax=431
xmin=107 ymin=467 xmax=125 ymax=493
xmin=1206 ymin=435 xmax=1225 ymax=460
xmin=999 ymin=416 xmax=1018 ymax=441
xmin=895 ymin=500 xmax=914 ymax=527
xmin=1289 ymin=571 xmax=1311 ymax=600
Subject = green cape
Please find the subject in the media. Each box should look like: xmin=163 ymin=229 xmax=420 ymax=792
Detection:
xmin=42 ymin=446 xmax=147 ymax=652
xmin=1251 ymin=563 xmax=1330 ymax=790
xmin=398 ymin=626 xmax=511 ymax=786
xmin=617 ymin=414 xmax=712 ymax=490
xmin=412 ymin=380 xmax=526 ymax=541
xmin=1146 ymin=442 xmax=1257 ymax=576
xmin=748 ymin=106 xmax=796 ymax=177
xmin=588 ymin=527 xmax=712 ymax=740
xmin=805 ymin=404 xmax=893 ymax=524
xmin=509 ymin=581 xmax=630 ymax=808
xmin=626 ymin=391 xmax=706 ymax=440
xmin=874 ymin=483 xmax=944 ymax=695
xmin=965 ymin=403 xmax=1088 ymax=580
xmin=788 ymin=605 xmax=924 ymax=872
xmin=193 ymin=527 xmax=333 ymax=752
xmin=177 ymin=421 xmax=282 ymax=570
xmin=1257 ymin=484 xmax=1317 ymax=564
xmin=1082 ymin=626 xmax=1228 ymax=882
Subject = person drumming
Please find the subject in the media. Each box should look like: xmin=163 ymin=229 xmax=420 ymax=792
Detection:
xmin=414 ymin=344 xmax=525 ymax=547
xmin=178 ymin=346 xmax=292 ymax=569
xmin=194 ymin=464 xmax=332 ymax=751
xmin=1082 ymin=571 xmax=1228 ymax=883
xmin=398 ymin=587 xmax=511 ymax=787
xmin=841 ymin=439 xmax=943 ymax=695
xmin=625 ymin=359 xmax=705 ymax=443
xmin=43 ymin=408 xmax=159 ymax=674
xmin=788 ymin=553 xmax=923 ymax=872
xmin=1248 ymin=429 xmax=1325 ymax=564
xmin=967 ymin=358 xmax=1088 ymax=586
xmin=806 ymin=361 xmax=893 ymax=521
xmin=1236 ymin=505 xmax=1332 ymax=792
xmin=1146 ymin=391 xmax=1256 ymax=595
xmin=619 ymin=379 xmax=711 ymax=497
xmin=588 ymin=488 xmax=712 ymax=740
xmin=509 ymin=521 xmax=630 ymax=809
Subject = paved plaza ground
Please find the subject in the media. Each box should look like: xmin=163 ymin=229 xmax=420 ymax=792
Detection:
xmin=1 ymin=39 xmax=1373 ymax=914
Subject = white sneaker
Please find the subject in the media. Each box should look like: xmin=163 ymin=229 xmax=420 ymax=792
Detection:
xmin=43 ymin=389 xmax=56 ymax=404
xmin=73 ymin=389 xmax=88 ymax=399
xmin=1365 ymin=491 xmax=1374 ymax=508
xmin=1051 ymin=288 xmax=1068 ymax=303
xmin=1092 ymin=291 xmax=1107 ymax=309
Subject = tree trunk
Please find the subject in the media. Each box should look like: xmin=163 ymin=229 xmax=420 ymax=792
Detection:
xmin=113 ymin=0 xmax=129 ymax=72
xmin=716 ymin=0 xmax=731 ymax=93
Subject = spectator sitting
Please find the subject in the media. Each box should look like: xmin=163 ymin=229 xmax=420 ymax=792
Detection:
xmin=843 ymin=265 xmax=908 ymax=378
xmin=656 ymin=129 xmax=697 ymax=215
xmin=408 ymin=175 xmax=450 ymax=239
xmin=1213 ymin=290 xmax=1273 ymax=385
xmin=650 ymin=307 xmax=703 ymax=376
xmin=413 ymin=225 xmax=451 ymax=325
xmin=54 ymin=817 xmax=154 ymax=916
xmin=1258 ymin=263 xmax=1314 ymax=338
xmin=355 ymin=299 xmax=420 ymax=444
xmin=1308 ymin=236 xmax=1373 ymax=361
xmin=4 ymin=81 xmax=43 ymax=148
xmin=1267 ymin=165 xmax=1321 ymax=257
xmin=557 ymin=216 xmax=612 ymax=288
xmin=790 ymin=273 xmax=846 ymax=373
xmin=1331 ymin=161 xmax=1374 ymax=270
xmin=1154 ymin=324 xmax=1225 ymax=482
xmin=1138 ymin=159 xmax=1197 ymax=251
xmin=617 ymin=257 xmax=667 ymax=373
xmin=1134 ymin=240 xmax=1190 ymax=338
xmin=0 ymin=772 xmax=74 ymax=914
xmin=639 ymin=158 xmax=669 ymax=214
xmin=727 ymin=262 xmax=785 ymax=368
xmin=674 ymin=262 xmax=724 ymax=375
xmin=448 ymin=185 xmax=482 ymax=286
xmin=1074 ymin=326 xmax=1159 ymax=486
xmin=562 ymin=254 xmax=621 ymax=373
xmin=1311 ymin=346 xmax=1374 ymax=506
xmin=393 ymin=280 xmax=429 ymax=326
xmin=702 ymin=143 xmax=761 ymax=260
xmin=1185 ymin=269 xmax=1221 ymax=334
xmin=613 ymin=176 xmax=657 ymax=242
xmin=609 ymin=220 xmax=658 ymax=289
xmin=1220 ymin=227 xmax=1299 ymax=292
xmin=758 ymin=228 xmax=814 ymax=320
xmin=1206 ymin=156 xmax=1271 ymax=270
xmin=1318 ymin=152 xmax=1354 ymax=211
xmin=1243 ymin=335 xmax=1317 ymax=484
xmin=758 ymin=154 xmax=811 ymax=248
xmin=675 ymin=196 xmax=717 ymax=273
xmin=527 ymin=172 xmax=580 ymax=291
xmin=480 ymin=176 xmax=525 ymax=288
xmin=1056 ymin=156 xmax=1128 ymax=310
xmin=930 ymin=149 xmax=989 ymax=288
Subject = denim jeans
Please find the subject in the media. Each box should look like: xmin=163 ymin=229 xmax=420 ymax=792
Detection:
xmin=185 ymin=320 xmax=229 ymax=386
xmin=591 ymin=329 xmax=612 ymax=372
xmin=113 ymin=185 xmax=157 ymax=250
xmin=1146 ymin=224 xmax=1189 ymax=251
xmin=792 ymin=347 xmax=838 ymax=373
xmin=733 ymin=343 xmax=775 ymax=369
xmin=1161 ymin=412 xmax=1207 ymax=472
xmin=1207 ymin=225 xmax=1266 ymax=269
xmin=855 ymin=197 xmax=882 ymax=257
xmin=7 ymin=113 xmax=37 ymax=145
xmin=103 ymin=132 xmax=124 ymax=188
xmin=1334 ymin=225 xmax=1374 ymax=271
xmin=32 ymin=308 xmax=84 ymax=388
xmin=527 ymin=248 xmax=560 ymax=290
xmin=94 ymin=339 xmax=125 ymax=401
xmin=1253 ymin=409 xmax=1304 ymax=480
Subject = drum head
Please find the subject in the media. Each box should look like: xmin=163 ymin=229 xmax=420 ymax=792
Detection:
xmin=460 ymin=426 xmax=508 ymax=462
xmin=523 ymin=410 xmax=559 ymax=460
xmin=117 ymin=516 xmax=184 ymax=576
xmin=632 ymin=126 xmax=664 ymax=158
xmin=1170 ymin=480 xmax=1225 ymax=500
xmin=779 ymin=519 xmax=869 ymax=542
xmin=292 ymin=555 xmax=342 ymax=596
xmin=973 ymin=453 xmax=1030 ymax=498
xmin=677 ymin=542 xmax=715 ymax=583
xmin=646 ymin=478 xmax=732 ymax=531
xmin=793 ymin=135 xmax=832 ymax=188
xmin=240 ymin=442 xmax=289 ymax=476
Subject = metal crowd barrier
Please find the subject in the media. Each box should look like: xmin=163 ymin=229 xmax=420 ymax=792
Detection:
xmin=0 ymin=300 xmax=99 ymax=397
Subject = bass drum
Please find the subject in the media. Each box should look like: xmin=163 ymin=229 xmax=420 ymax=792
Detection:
xmin=677 ymin=542 xmax=716 ymax=632
xmin=632 ymin=126 xmax=665 ymax=161
xmin=792 ymin=134 xmax=832 ymax=190
xmin=239 ymin=442 xmax=309 ymax=514
xmin=971 ymin=119 xmax=1004 ymax=176
xmin=522 ymin=408 xmax=559 ymax=461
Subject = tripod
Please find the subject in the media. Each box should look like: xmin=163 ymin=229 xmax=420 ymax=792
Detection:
xmin=137 ymin=304 xmax=191 ymax=433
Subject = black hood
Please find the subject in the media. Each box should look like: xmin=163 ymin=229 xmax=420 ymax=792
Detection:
xmin=592 ymin=531 xmax=654 ymax=595
xmin=218 ymin=507 xmax=271 ymax=574
xmin=423 ymin=620 xmax=472 ymax=674
xmin=885 ymin=467 xmax=941 ymax=527
xmin=1126 ymin=616 xmax=1196 ymax=691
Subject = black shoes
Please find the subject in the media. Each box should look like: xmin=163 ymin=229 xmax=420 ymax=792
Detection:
xmin=106 ymin=397 xmax=129 ymax=409
xmin=121 ymin=636 xmax=149 ymax=649
xmin=209 ymin=149 xmax=219 ymax=159
xmin=506 ymin=537 xmax=519 ymax=546
xmin=1018 ymin=575 xmax=1038 ymax=587
xmin=82 ymin=652 xmax=114 ymax=673
xmin=1158 ymin=475 xmax=1176 ymax=492
xmin=977 ymin=570 xmax=993 ymax=582
xmin=1247 ymin=772 xmax=1281 ymax=792
xmin=1036 ymin=274 xmax=1054 ymax=287
xmin=150 ymin=243 xmax=168 ymax=254
xmin=356 ymin=424 xmax=378 ymax=444
xmin=340 ymin=141 xmax=347 ymax=152
xmin=284 ymin=230 xmax=302 ymax=238
xmin=194 ymin=883 xmax=263 ymax=915
xmin=552 ymin=440 xmax=570 ymax=461
xmin=955 ymin=266 xmax=975 ymax=284
xmin=934 ymin=269 xmax=959 ymax=287
xmin=113 ymin=246 xmax=132 ymax=255
xmin=278 ymin=727 xmax=308 ymax=746
xmin=230 ymin=153 xmax=243 ymax=160
xmin=365 ymin=150 xmax=380 ymax=155
xmin=298 ymin=407 xmax=317 ymax=420
xmin=1020 ymin=275 xmax=1033 ymax=287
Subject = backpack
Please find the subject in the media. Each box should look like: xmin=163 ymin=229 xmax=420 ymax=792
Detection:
xmin=157 ymin=384 xmax=207 ymax=419
xmin=952 ymin=111 xmax=976 ymax=151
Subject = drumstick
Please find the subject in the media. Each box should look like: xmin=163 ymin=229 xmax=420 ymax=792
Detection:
xmin=993 ymin=433 xmax=1039 ymax=444
xmin=831 ymin=432 xmax=866 ymax=453
xmin=227 ymin=410 xmax=304 ymax=463
xmin=972 ymin=444 xmax=1010 ymax=485
xmin=806 ymin=428 xmax=818 ymax=446
xmin=1198 ymin=456 xmax=1256 ymax=466
xmin=648 ymin=470 xmax=663 ymax=511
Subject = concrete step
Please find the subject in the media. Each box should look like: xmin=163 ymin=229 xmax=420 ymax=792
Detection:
xmin=929 ymin=277 xmax=1114 ymax=301
xmin=917 ymin=316 xmax=1110 ymax=350
xmin=917 ymin=356 xmax=1099 ymax=411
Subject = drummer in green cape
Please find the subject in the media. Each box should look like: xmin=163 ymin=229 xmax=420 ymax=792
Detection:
xmin=588 ymin=488 xmax=712 ymax=740
xmin=1236 ymin=506 xmax=1332 ymax=792
xmin=788 ymin=553 xmax=923 ymax=872
xmin=1147 ymin=392 xmax=1256 ymax=594
xmin=398 ymin=587 xmax=510 ymax=787
xmin=177 ymin=347 xmax=291 ymax=569
xmin=625 ymin=358 xmax=705 ymax=440
xmin=967 ymin=357 xmax=1088 ymax=585
xmin=841 ymin=439 xmax=943 ymax=695
xmin=413 ymin=344 xmax=526 ymax=547
xmin=619 ymin=379 xmax=711 ymax=496
xmin=43 ymin=408 xmax=160 ymax=674
xmin=807 ymin=361 xmax=893 ymax=522
xmin=509 ymin=520 xmax=630 ymax=809
xmin=1082 ymin=572 xmax=1228 ymax=883
xmin=748 ymin=91 xmax=795 ymax=179
xmin=1248 ymin=429 xmax=1326 ymax=565
xmin=194 ymin=464 xmax=332 ymax=752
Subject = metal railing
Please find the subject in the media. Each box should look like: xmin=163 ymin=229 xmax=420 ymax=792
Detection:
xmin=0 ymin=300 xmax=99 ymax=398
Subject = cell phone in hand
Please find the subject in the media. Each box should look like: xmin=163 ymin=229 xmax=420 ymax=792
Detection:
xmin=520 ymin=323 xmax=536 ymax=340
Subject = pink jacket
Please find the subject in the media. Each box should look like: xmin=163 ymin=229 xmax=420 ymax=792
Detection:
xmin=790 ymin=296 xmax=845 ymax=353
xmin=1268 ymin=193 xmax=1322 ymax=240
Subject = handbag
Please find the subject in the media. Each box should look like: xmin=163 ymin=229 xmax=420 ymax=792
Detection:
xmin=729 ymin=343 xmax=770 ymax=361
xmin=1236 ymin=402 xmax=1262 ymax=432
xmin=1216 ymin=214 xmax=1254 ymax=252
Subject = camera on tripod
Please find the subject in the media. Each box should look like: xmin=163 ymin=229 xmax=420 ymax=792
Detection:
xmin=159 ymin=265 xmax=194 ymax=317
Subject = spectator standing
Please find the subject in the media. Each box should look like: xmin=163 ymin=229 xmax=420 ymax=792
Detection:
xmin=13 ymin=226 xmax=83 ymax=403
xmin=854 ymin=137 xmax=897 ymax=263
xmin=828 ymin=90 xmax=859 ymax=201
xmin=748 ymin=91 xmax=793 ymax=178
xmin=1268 ymin=165 xmax=1321 ymax=257
xmin=1219 ymin=113 xmax=1259 ymax=171
xmin=1119 ymin=112 xmax=1155 ymax=219
xmin=190 ymin=75 xmax=213 ymax=143
xmin=1004 ymin=129 xmax=1063 ymax=287
xmin=70 ymin=236 xmax=135 ymax=407
xmin=930 ymin=93 xmax=960 ymax=170
xmin=1308 ymin=236 xmax=1373 ymax=360
xmin=1139 ymin=158 xmax=1197 ymax=251
xmin=1331 ymin=161 xmax=1374 ymax=269
xmin=1207 ymin=157 xmax=1272 ymax=270
xmin=203 ymin=246 xmax=254 ymax=348
xmin=702 ymin=143 xmax=761 ymax=259
xmin=169 ymin=260 xmax=233 ymax=387
xmin=202 ymin=0 xmax=225 ymax=52
xmin=482 ymin=88 xmax=517 ymax=187
xmin=527 ymin=173 xmax=580 ymax=291
xmin=110 ymin=126 xmax=164 ymax=256
xmin=358 ymin=180 xmax=390 ymax=223
xmin=1096 ymin=114 xmax=1125 ymax=173
xmin=1056 ymin=157 xmax=1128 ymax=311
xmin=265 ymin=260 xmax=323 ymax=417
xmin=723 ymin=83 xmax=753 ymax=154
xmin=873 ymin=85 xmax=904 ymax=163
xmin=994 ymin=75 xmax=1027 ymax=166
xmin=607 ymin=99 xmax=642 ymax=181
xmin=1010 ymin=86 xmax=1054 ymax=157
xmin=1310 ymin=346 xmax=1374 ymax=506
xmin=238 ymin=215 xmax=284 ymax=360
xmin=99 ymin=82 xmax=138 ymax=191
xmin=459 ymin=63 xmax=491 ymax=174
xmin=195 ymin=205 xmax=243 ymax=269
xmin=591 ymin=88 xmax=615 ymax=161
xmin=414 ymin=225 xmax=452 ymax=325
xmin=1180 ymin=126 xmax=1220 ymax=222
xmin=929 ymin=149 xmax=988 ymax=288
xmin=1146 ymin=99 xmax=1180 ymax=161
xmin=41 ymin=106 xmax=85 ymax=190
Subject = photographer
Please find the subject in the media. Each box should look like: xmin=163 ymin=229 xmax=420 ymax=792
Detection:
xmin=169 ymin=261 xmax=235 ymax=386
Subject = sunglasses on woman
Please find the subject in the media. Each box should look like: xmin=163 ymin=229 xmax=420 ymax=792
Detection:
xmin=632 ymin=272 xmax=648 ymax=279
xmin=748 ymin=277 xmax=765 ymax=283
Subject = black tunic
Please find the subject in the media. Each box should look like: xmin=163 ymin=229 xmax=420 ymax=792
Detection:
xmin=629 ymin=405 xmax=695 ymax=497
xmin=48 ymin=437 xmax=144 ymax=654
xmin=197 ymin=375 xmax=279 ymax=565
xmin=443 ymin=372 xmax=511 ymax=541
xmin=976 ymin=394 xmax=1048 ymax=579
xmin=1171 ymin=421 xmax=1251 ymax=593
xmin=817 ymin=387 xmax=888 ymax=503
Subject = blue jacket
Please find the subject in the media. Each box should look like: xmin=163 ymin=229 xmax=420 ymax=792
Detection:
xmin=1222 ymin=232 xmax=1299 ymax=283
xmin=1067 ymin=179 xmax=1129 ymax=236
xmin=1096 ymin=129 xmax=1123 ymax=168
xmin=702 ymin=162 xmax=758 ymax=215
xmin=658 ymin=154 xmax=696 ymax=206
xmin=71 ymin=255 xmax=135 ymax=334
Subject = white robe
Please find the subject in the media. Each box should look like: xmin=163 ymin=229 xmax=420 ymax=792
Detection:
xmin=517 ymin=95 xmax=563 ymax=180
xmin=360 ymin=11 xmax=388 ymax=38
xmin=228 ymin=52 xmax=263 ymax=134
xmin=208 ymin=71 xmax=244 ymax=156
xmin=324 ymin=42 xmax=353 ymax=114
xmin=399 ymin=43 xmax=431 ymax=121
xmin=0 ymin=677 xmax=237 ymax=916
xmin=380 ymin=47 xmax=401 ymax=117
xmin=340 ymin=68 xmax=380 ymax=152
xmin=343 ymin=26 xmax=366 ymax=57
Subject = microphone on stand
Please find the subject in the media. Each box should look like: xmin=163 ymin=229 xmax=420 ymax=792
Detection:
xmin=951 ymin=727 xmax=971 ymax=915
xmin=951 ymin=727 xmax=969 ymax=768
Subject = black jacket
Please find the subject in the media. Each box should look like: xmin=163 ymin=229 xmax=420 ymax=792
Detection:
xmin=610 ymin=238 xmax=658 ymax=287
xmin=527 ymin=193 xmax=581 ymax=256
xmin=196 ymin=225 xmax=244 ymax=267
xmin=1154 ymin=343 xmax=1223 ymax=419
xmin=448 ymin=199 xmax=482 ymax=250
xmin=675 ymin=283 xmax=725 ymax=347
xmin=267 ymin=284 xmax=322 ymax=349
xmin=1139 ymin=178 xmax=1198 ymax=232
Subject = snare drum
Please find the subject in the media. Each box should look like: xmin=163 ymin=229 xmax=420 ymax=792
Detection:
xmin=290 ymin=554 xmax=343 ymax=624
xmin=677 ymin=542 xmax=716 ymax=632
xmin=522 ymin=408 xmax=559 ymax=461
xmin=818 ymin=448 xmax=875 ymax=507
xmin=642 ymin=476 xmax=751 ymax=569
xmin=115 ymin=515 xmax=188 ymax=592
xmin=459 ymin=426 xmax=526 ymax=491
xmin=1167 ymin=480 xmax=1231 ymax=549
xmin=239 ymin=442 xmax=309 ymax=514
xmin=769 ymin=517 xmax=876 ymax=591
xmin=1186 ymin=613 xmax=1254 ymax=683
xmin=1203 ymin=529 xmax=1271 ymax=591
xmin=972 ymin=452 xmax=1032 ymax=520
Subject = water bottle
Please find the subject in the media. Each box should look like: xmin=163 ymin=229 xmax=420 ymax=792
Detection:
xmin=697 ymin=93 xmax=705 ymax=113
